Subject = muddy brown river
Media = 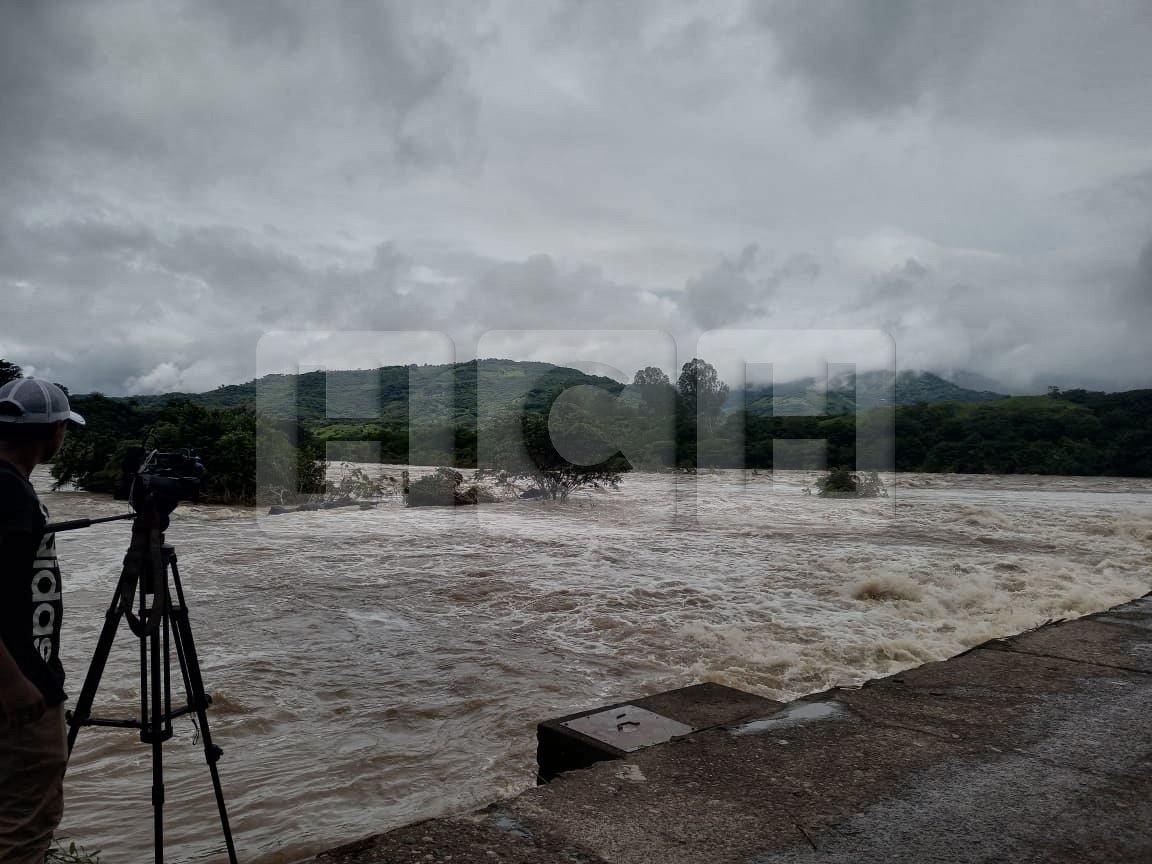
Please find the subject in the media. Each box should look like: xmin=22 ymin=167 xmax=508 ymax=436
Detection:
xmin=37 ymin=468 xmax=1152 ymax=862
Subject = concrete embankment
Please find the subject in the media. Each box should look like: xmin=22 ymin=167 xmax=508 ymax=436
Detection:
xmin=308 ymin=593 xmax=1152 ymax=864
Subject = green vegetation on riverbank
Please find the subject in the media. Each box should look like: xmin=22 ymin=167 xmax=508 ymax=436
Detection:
xmin=740 ymin=389 xmax=1152 ymax=476
xmin=49 ymin=395 xmax=328 ymax=505
xmin=7 ymin=357 xmax=1151 ymax=506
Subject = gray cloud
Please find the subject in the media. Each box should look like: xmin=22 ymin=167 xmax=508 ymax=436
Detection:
xmin=681 ymin=246 xmax=819 ymax=330
xmin=0 ymin=210 xmax=437 ymax=393
xmin=1074 ymin=167 xmax=1152 ymax=218
xmin=756 ymin=0 xmax=993 ymax=119
xmin=1 ymin=0 xmax=1150 ymax=397
xmin=3 ymin=207 xmax=1148 ymax=396
xmin=1134 ymin=236 xmax=1152 ymax=309
xmin=462 ymin=253 xmax=679 ymax=337
xmin=757 ymin=0 xmax=1152 ymax=139
xmin=0 ymin=209 xmax=682 ymax=393
xmin=862 ymin=258 xmax=930 ymax=305
xmin=0 ymin=0 xmax=482 ymax=206
xmin=682 ymin=245 xmax=765 ymax=330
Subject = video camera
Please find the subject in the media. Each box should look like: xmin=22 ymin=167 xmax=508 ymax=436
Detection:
xmin=115 ymin=445 xmax=206 ymax=512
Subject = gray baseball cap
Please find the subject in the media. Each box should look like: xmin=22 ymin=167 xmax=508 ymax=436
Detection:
xmin=0 ymin=378 xmax=86 ymax=425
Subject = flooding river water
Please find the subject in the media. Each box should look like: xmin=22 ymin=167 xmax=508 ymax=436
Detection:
xmin=37 ymin=467 xmax=1152 ymax=863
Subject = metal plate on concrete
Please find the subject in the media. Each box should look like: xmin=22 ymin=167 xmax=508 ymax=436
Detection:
xmin=561 ymin=704 xmax=695 ymax=752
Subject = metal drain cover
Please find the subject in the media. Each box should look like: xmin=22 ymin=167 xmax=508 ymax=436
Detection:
xmin=561 ymin=704 xmax=695 ymax=752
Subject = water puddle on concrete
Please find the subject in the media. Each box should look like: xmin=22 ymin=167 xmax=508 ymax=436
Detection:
xmin=1096 ymin=595 xmax=1152 ymax=632
xmin=731 ymin=701 xmax=847 ymax=737
xmin=487 ymin=811 xmax=534 ymax=840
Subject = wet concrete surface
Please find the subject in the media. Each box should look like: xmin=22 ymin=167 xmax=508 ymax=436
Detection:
xmin=536 ymin=682 xmax=783 ymax=782
xmin=308 ymin=594 xmax=1152 ymax=863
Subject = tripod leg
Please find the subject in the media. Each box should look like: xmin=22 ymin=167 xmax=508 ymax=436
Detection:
xmin=66 ymin=574 xmax=132 ymax=756
xmin=146 ymin=600 xmax=166 ymax=864
xmin=165 ymin=551 xmax=240 ymax=864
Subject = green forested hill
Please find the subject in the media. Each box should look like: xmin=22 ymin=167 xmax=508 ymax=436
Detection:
xmin=30 ymin=349 xmax=1152 ymax=497
xmin=125 ymin=359 xmax=624 ymax=426
xmin=114 ymin=364 xmax=1003 ymax=423
xmin=97 ymin=359 xmax=627 ymax=467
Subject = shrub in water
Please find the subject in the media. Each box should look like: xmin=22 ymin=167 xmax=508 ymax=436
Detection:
xmin=816 ymin=467 xmax=887 ymax=498
xmin=405 ymin=467 xmax=496 ymax=507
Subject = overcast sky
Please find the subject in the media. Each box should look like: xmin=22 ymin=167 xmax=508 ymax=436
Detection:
xmin=2 ymin=0 xmax=1151 ymax=396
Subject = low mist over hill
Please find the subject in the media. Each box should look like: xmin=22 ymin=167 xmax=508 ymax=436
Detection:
xmin=736 ymin=369 xmax=1007 ymax=417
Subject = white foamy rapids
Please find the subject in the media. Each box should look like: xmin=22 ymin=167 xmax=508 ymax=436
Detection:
xmin=34 ymin=468 xmax=1151 ymax=862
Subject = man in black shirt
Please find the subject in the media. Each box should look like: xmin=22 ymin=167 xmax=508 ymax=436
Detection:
xmin=0 ymin=378 xmax=84 ymax=864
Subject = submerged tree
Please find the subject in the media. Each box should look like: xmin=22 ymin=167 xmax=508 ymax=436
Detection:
xmin=485 ymin=406 xmax=625 ymax=501
xmin=815 ymin=467 xmax=888 ymax=498
xmin=405 ymin=467 xmax=495 ymax=507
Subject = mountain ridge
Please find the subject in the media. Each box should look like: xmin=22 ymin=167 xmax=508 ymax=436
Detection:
xmin=111 ymin=362 xmax=1010 ymax=421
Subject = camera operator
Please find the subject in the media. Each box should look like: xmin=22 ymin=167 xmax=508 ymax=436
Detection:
xmin=0 ymin=379 xmax=84 ymax=864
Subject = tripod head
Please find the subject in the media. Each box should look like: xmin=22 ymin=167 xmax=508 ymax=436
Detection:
xmin=116 ymin=446 xmax=205 ymax=514
xmin=47 ymin=448 xmax=205 ymax=535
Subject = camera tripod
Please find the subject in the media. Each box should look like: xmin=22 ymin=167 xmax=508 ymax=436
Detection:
xmin=65 ymin=504 xmax=239 ymax=864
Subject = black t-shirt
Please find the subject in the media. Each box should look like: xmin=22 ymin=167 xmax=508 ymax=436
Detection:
xmin=0 ymin=459 xmax=65 ymax=706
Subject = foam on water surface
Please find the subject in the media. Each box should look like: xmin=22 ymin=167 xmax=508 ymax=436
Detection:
xmin=35 ymin=468 xmax=1152 ymax=862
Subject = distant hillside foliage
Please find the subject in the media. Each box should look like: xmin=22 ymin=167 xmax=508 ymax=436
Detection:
xmin=17 ymin=356 xmax=1152 ymax=498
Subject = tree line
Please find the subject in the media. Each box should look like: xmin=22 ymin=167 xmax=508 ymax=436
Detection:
xmin=304 ymin=361 xmax=1152 ymax=478
xmin=48 ymin=394 xmax=328 ymax=505
xmin=5 ymin=357 xmax=1151 ymax=508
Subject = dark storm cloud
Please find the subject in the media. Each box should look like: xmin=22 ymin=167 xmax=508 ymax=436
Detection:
xmin=755 ymin=0 xmax=992 ymax=118
xmin=757 ymin=0 xmax=1152 ymax=138
xmin=2 ymin=0 xmax=1150 ymax=395
xmin=0 ymin=0 xmax=481 ymax=201
xmin=0 ymin=3 xmax=102 ymax=194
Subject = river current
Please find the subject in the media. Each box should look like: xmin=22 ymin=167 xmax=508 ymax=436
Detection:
xmin=37 ymin=467 xmax=1152 ymax=862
